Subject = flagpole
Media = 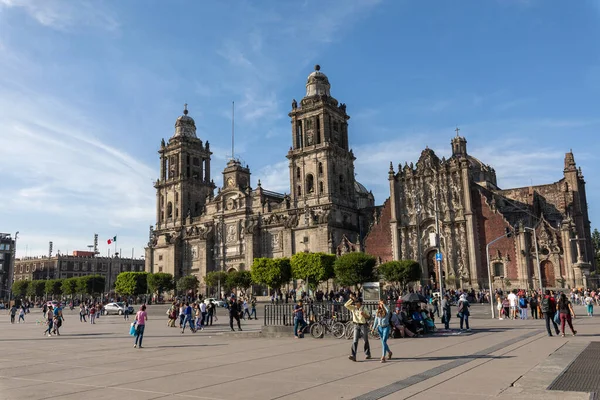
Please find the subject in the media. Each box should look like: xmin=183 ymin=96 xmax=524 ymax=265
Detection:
xmin=131 ymin=247 xmax=134 ymax=259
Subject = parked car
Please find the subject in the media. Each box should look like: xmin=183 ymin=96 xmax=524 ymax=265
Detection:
xmin=203 ymin=298 xmax=226 ymax=308
xmin=46 ymin=301 xmax=60 ymax=308
xmin=104 ymin=302 xmax=134 ymax=315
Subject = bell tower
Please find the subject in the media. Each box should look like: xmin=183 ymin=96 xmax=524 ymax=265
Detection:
xmin=154 ymin=105 xmax=215 ymax=230
xmin=287 ymin=65 xmax=356 ymax=209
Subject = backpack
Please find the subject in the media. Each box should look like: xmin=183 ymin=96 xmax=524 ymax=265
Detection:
xmin=541 ymin=297 xmax=551 ymax=313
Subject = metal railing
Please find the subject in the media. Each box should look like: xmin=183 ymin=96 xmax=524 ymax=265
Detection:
xmin=264 ymin=301 xmax=383 ymax=326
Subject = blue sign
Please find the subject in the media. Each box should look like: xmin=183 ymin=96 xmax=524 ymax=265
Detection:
xmin=435 ymin=252 xmax=443 ymax=261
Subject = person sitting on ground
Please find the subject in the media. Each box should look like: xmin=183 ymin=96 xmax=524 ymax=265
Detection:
xmin=390 ymin=307 xmax=416 ymax=338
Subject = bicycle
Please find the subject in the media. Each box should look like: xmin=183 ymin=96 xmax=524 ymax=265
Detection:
xmin=310 ymin=314 xmax=345 ymax=339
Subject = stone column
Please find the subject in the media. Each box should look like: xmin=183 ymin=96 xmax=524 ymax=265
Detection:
xmin=460 ymin=162 xmax=480 ymax=288
xmin=516 ymin=224 xmax=529 ymax=288
xmin=388 ymin=166 xmax=401 ymax=260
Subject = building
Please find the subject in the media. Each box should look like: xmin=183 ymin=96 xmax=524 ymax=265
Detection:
xmin=365 ymin=131 xmax=594 ymax=290
xmin=13 ymin=251 xmax=145 ymax=291
xmin=0 ymin=233 xmax=15 ymax=300
xmin=146 ymin=65 xmax=375 ymax=292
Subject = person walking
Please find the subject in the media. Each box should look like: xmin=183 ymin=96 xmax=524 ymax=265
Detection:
xmin=519 ymin=294 xmax=529 ymax=319
xmin=133 ymin=305 xmax=148 ymax=348
xmin=344 ymin=294 xmax=371 ymax=362
xmin=496 ymin=295 xmax=503 ymax=320
xmin=18 ymin=305 xmax=25 ymax=323
xmin=43 ymin=306 xmax=54 ymax=337
xmin=79 ymin=304 xmax=87 ymax=323
xmin=557 ymin=293 xmax=577 ymax=337
xmin=585 ymin=294 xmax=594 ymax=317
xmin=432 ymin=295 xmax=440 ymax=318
xmin=293 ymin=300 xmax=307 ymax=338
xmin=541 ymin=290 xmax=560 ymax=336
xmin=529 ymin=294 xmax=539 ymax=319
xmin=229 ymin=297 xmax=242 ymax=331
xmin=457 ymin=294 xmax=471 ymax=331
xmin=123 ymin=302 xmax=130 ymax=320
xmin=89 ymin=305 xmax=96 ymax=324
xmin=181 ymin=302 xmax=196 ymax=333
xmin=9 ymin=304 xmax=17 ymax=324
xmin=249 ymin=298 xmax=257 ymax=320
xmin=371 ymin=300 xmax=392 ymax=363
xmin=441 ymin=294 xmax=452 ymax=329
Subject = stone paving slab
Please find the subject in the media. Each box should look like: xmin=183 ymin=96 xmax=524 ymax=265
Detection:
xmin=0 ymin=305 xmax=597 ymax=399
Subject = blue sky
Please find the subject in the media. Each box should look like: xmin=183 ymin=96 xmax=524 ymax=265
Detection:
xmin=1 ymin=0 xmax=599 ymax=258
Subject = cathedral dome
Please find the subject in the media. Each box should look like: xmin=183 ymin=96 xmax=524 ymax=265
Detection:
xmin=355 ymin=181 xmax=369 ymax=195
xmin=305 ymin=64 xmax=331 ymax=97
xmin=355 ymin=180 xmax=374 ymax=209
xmin=173 ymin=104 xmax=197 ymax=138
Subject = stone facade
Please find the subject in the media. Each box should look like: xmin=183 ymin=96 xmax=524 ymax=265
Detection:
xmin=13 ymin=252 xmax=145 ymax=292
xmin=146 ymin=66 xmax=375 ymax=294
xmin=0 ymin=233 xmax=15 ymax=300
xmin=365 ymin=133 xmax=594 ymax=290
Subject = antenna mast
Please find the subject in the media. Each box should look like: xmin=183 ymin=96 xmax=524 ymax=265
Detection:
xmin=231 ymin=101 xmax=235 ymax=161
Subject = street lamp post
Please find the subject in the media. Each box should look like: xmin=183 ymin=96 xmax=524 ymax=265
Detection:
xmin=523 ymin=227 xmax=542 ymax=291
xmin=486 ymin=228 xmax=513 ymax=319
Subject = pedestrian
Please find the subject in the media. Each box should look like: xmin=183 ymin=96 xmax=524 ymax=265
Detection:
xmin=178 ymin=303 xmax=185 ymax=328
xmin=52 ymin=304 xmax=63 ymax=335
xmin=519 ymin=294 xmax=529 ymax=319
xmin=133 ymin=305 xmax=148 ymax=348
xmin=529 ymin=294 xmax=538 ymax=319
xmin=541 ymin=290 xmax=560 ymax=337
xmin=249 ymin=298 xmax=257 ymax=320
xmin=9 ymin=304 xmax=17 ymax=324
xmin=18 ymin=305 xmax=25 ymax=323
xmin=89 ymin=305 xmax=96 ymax=324
xmin=585 ymin=294 xmax=594 ymax=317
xmin=371 ymin=300 xmax=392 ymax=363
xmin=457 ymin=294 xmax=471 ymax=331
xmin=228 ymin=297 xmax=242 ymax=331
xmin=344 ymin=294 xmax=371 ymax=362
xmin=79 ymin=304 xmax=87 ymax=323
xmin=124 ymin=302 xmax=130 ymax=320
xmin=293 ymin=300 xmax=307 ymax=338
xmin=206 ymin=300 xmax=214 ymax=326
xmin=181 ymin=302 xmax=196 ymax=333
xmin=43 ymin=306 xmax=54 ymax=337
xmin=242 ymin=299 xmax=251 ymax=319
xmin=441 ymin=294 xmax=451 ymax=329
xmin=557 ymin=293 xmax=577 ymax=337
xmin=432 ymin=295 xmax=440 ymax=318
xmin=507 ymin=290 xmax=518 ymax=319
xmin=496 ymin=295 xmax=503 ymax=320
xmin=199 ymin=301 xmax=207 ymax=328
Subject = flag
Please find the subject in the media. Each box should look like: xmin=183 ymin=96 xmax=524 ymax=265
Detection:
xmin=107 ymin=236 xmax=117 ymax=245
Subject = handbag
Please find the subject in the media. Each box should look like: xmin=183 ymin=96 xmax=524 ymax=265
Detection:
xmin=129 ymin=322 xmax=137 ymax=336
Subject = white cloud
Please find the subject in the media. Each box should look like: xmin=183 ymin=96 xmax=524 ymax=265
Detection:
xmin=255 ymin=161 xmax=290 ymax=194
xmin=0 ymin=0 xmax=119 ymax=32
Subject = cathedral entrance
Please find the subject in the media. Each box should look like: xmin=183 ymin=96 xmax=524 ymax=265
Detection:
xmin=426 ymin=250 xmax=438 ymax=288
xmin=540 ymin=260 xmax=555 ymax=287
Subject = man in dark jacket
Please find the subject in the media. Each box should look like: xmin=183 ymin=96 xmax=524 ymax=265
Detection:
xmin=229 ymin=297 xmax=242 ymax=331
xmin=542 ymin=290 xmax=560 ymax=336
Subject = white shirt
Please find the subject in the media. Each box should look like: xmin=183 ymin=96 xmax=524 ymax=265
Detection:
xmin=243 ymin=301 xmax=248 ymax=310
xmin=199 ymin=302 xmax=207 ymax=312
xmin=508 ymin=293 xmax=517 ymax=307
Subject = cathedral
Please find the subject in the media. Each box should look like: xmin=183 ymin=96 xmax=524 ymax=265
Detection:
xmin=365 ymin=132 xmax=595 ymax=290
xmin=145 ymin=66 xmax=375 ymax=293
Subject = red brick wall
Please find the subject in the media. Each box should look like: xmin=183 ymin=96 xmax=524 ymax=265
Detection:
xmin=365 ymin=198 xmax=393 ymax=263
xmin=474 ymin=191 xmax=518 ymax=281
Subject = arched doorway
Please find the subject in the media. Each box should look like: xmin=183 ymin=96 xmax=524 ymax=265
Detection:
xmin=540 ymin=260 xmax=555 ymax=287
xmin=426 ymin=250 xmax=438 ymax=286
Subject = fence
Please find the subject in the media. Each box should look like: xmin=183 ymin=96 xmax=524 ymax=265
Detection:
xmin=264 ymin=301 xmax=385 ymax=326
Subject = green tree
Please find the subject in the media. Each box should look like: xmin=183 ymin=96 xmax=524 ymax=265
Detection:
xmin=378 ymin=260 xmax=421 ymax=290
xmin=333 ymin=252 xmax=376 ymax=290
xmin=45 ymin=279 xmax=64 ymax=297
xmin=115 ymin=272 xmax=148 ymax=297
xmin=251 ymin=257 xmax=291 ymax=290
xmin=290 ymin=252 xmax=336 ymax=289
xmin=147 ymin=272 xmax=174 ymax=296
xmin=204 ymin=271 xmax=228 ymax=290
xmin=176 ymin=275 xmax=199 ymax=295
xmin=76 ymin=275 xmax=106 ymax=296
xmin=592 ymin=228 xmax=600 ymax=265
xmin=226 ymin=270 xmax=253 ymax=294
xmin=62 ymin=278 xmax=79 ymax=300
xmin=11 ymin=280 xmax=29 ymax=298
xmin=27 ymin=280 xmax=46 ymax=299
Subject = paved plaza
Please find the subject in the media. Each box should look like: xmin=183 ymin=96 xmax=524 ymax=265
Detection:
xmin=0 ymin=304 xmax=597 ymax=400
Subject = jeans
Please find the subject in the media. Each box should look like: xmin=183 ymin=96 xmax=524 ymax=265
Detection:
xmin=182 ymin=315 xmax=195 ymax=332
xmin=294 ymin=318 xmax=307 ymax=337
xmin=90 ymin=314 xmax=95 ymax=324
xmin=243 ymin=309 xmax=251 ymax=319
xmin=44 ymin=319 xmax=53 ymax=335
xmin=520 ymin=308 xmax=528 ymax=319
xmin=135 ymin=324 xmax=145 ymax=346
xmin=179 ymin=314 xmax=185 ymax=327
xmin=18 ymin=314 xmax=25 ymax=323
xmin=351 ymin=324 xmax=371 ymax=358
xmin=10 ymin=315 xmax=15 ymax=323
xmin=250 ymin=308 xmax=257 ymax=320
xmin=545 ymin=311 xmax=560 ymax=335
xmin=460 ymin=314 xmax=469 ymax=330
xmin=80 ymin=313 xmax=86 ymax=322
xmin=587 ymin=304 xmax=594 ymax=316
xmin=201 ymin=312 xmax=207 ymax=327
xmin=124 ymin=310 xmax=129 ymax=320
xmin=378 ymin=326 xmax=391 ymax=358
xmin=560 ymin=312 xmax=575 ymax=334
xmin=443 ymin=310 xmax=451 ymax=329
xmin=531 ymin=307 xmax=538 ymax=319
xmin=433 ymin=304 xmax=439 ymax=317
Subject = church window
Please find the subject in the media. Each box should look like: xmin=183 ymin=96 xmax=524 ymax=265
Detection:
xmin=318 ymin=162 xmax=323 ymax=175
xmin=195 ymin=202 xmax=201 ymax=214
xmin=186 ymin=166 xmax=190 ymax=177
xmin=297 ymin=185 xmax=302 ymax=196
xmin=158 ymin=255 xmax=163 ymax=261
xmin=175 ymin=192 xmax=179 ymax=202
xmin=175 ymin=208 xmax=179 ymax=218
xmin=306 ymin=119 xmax=313 ymax=130
xmin=493 ymin=262 xmax=504 ymax=277
xmin=167 ymin=202 xmax=173 ymax=218
xmin=306 ymin=174 xmax=314 ymax=193
xmin=296 ymin=167 xmax=301 ymax=179
xmin=333 ymin=121 xmax=339 ymax=132
xmin=316 ymin=117 xmax=321 ymax=144
xmin=187 ymin=154 xmax=190 ymax=165
xmin=193 ymin=157 xmax=200 ymax=166
xmin=319 ymin=181 xmax=324 ymax=194
xmin=296 ymin=121 xmax=303 ymax=149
